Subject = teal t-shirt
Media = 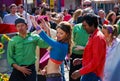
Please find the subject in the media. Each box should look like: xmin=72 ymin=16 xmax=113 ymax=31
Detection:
xmin=72 ymin=23 xmax=89 ymax=55
xmin=117 ymin=20 xmax=120 ymax=34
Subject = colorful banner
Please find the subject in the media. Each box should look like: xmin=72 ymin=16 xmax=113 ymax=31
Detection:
xmin=50 ymin=0 xmax=54 ymax=9
xmin=61 ymin=0 xmax=64 ymax=7
xmin=0 ymin=24 xmax=17 ymax=34
xmin=43 ymin=0 xmax=46 ymax=2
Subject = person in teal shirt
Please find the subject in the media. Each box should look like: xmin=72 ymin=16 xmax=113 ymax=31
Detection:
xmin=117 ymin=19 xmax=120 ymax=34
xmin=7 ymin=18 xmax=48 ymax=81
xmin=69 ymin=23 xmax=89 ymax=81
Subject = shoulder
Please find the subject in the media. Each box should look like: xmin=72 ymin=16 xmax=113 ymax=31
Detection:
xmin=3 ymin=14 xmax=10 ymax=18
xmin=73 ymin=23 xmax=83 ymax=30
xmin=8 ymin=35 xmax=18 ymax=44
xmin=93 ymin=30 xmax=106 ymax=42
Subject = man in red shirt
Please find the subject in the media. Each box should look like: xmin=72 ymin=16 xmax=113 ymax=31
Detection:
xmin=63 ymin=9 xmax=71 ymax=21
xmin=71 ymin=13 xmax=106 ymax=81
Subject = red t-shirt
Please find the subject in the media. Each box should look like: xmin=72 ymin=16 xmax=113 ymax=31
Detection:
xmin=63 ymin=14 xmax=71 ymax=21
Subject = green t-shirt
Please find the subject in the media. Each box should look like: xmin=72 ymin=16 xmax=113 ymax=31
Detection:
xmin=72 ymin=23 xmax=89 ymax=55
xmin=117 ymin=20 xmax=120 ymax=34
xmin=7 ymin=33 xmax=49 ymax=66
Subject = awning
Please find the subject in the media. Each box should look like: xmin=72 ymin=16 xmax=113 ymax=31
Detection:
xmin=92 ymin=0 xmax=120 ymax=3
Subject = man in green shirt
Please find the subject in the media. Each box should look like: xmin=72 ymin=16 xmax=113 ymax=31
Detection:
xmin=7 ymin=18 xmax=48 ymax=81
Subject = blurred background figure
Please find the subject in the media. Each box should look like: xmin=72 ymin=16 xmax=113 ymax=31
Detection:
xmin=82 ymin=0 xmax=92 ymax=9
xmin=113 ymin=4 xmax=120 ymax=16
xmin=0 ymin=4 xmax=8 ymax=19
xmin=106 ymin=11 xmax=117 ymax=25
xmin=62 ymin=9 xmax=72 ymax=21
xmin=3 ymin=4 xmax=19 ymax=24
xmin=17 ymin=4 xmax=32 ymax=32
xmin=102 ymin=24 xmax=120 ymax=81
xmin=98 ymin=9 xmax=109 ymax=28
xmin=0 ymin=17 xmax=3 ymax=23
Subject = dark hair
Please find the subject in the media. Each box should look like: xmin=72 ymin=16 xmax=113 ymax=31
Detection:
xmin=15 ymin=18 xmax=27 ymax=26
xmin=56 ymin=21 xmax=73 ymax=54
xmin=82 ymin=13 xmax=99 ymax=28
xmin=106 ymin=11 xmax=116 ymax=24
xmin=18 ymin=4 xmax=24 ymax=9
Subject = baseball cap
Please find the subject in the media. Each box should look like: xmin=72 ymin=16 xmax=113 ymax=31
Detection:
xmin=15 ymin=18 xmax=27 ymax=25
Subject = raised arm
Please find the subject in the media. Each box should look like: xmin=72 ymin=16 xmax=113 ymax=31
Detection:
xmin=30 ymin=16 xmax=58 ymax=47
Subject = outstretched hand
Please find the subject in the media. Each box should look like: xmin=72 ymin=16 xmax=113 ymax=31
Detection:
xmin=73 ymin=58 xmax=82 ymax=66
xmin=71 ymin=70 xmax=81 ymax=80
xmin=74 ymin=45 xmax=85 ymax=51
xmin=30 ymin=15 xmax=38 ymax=28
xmin=30 ymin=16 xmax=42 ymax=33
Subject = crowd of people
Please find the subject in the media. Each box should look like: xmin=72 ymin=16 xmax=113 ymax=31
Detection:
xmin=0 ymin=0 xmax=120 ymax=81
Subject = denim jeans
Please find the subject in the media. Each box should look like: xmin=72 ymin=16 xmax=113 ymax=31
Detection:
xmin=46 ymin=76 xmax=63 ymax=81
xmin=80 ymin=72 xmax=101 ymax=81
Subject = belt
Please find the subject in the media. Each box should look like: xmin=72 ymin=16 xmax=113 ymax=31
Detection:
xmin=46 ymin=73 xmax=62 ymax=78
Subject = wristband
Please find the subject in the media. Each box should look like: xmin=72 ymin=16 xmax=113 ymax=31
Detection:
xmin=36 ymin=26 xmax=41 ymax=31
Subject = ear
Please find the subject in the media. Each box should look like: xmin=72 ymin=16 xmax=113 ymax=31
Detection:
xmin=109 ymin=33 xmax=112 ymax=37
xmin=26 ymin=24 xmax=28 ymax=30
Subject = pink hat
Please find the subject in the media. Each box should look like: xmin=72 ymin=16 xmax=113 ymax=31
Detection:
xmin=37 ymin=15 xmax=48 ymax=24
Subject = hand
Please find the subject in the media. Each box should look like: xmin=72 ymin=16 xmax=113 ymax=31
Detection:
xmin=30 ymin=15 xmax=38 ymax=27
xmin=73 ymin=58 xmax=82 ymax=66
xmin=40 ymin=19 xmax=50 ymax=29
xmin=17 ymin=66 xmax=32 ymax=76
xmin=71 ymin=70 xmax=81 ymax=79
xmin=74 ymin=45 xmax=85 ymax=51
xmin=41 ymin=69 xmax=47 ymax=75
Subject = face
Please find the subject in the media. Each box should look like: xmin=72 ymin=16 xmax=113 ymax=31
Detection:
xmin=17 ymin=6 xmax=23 ymax=13
xmin=10 ymin=6 xmax=17 ymax=14
xmin=16 ymin=23 xmax=27 ymax=34
xmin=82 ymin=21 xmax=93 ymax=34
xmin=39 ymin=21 xmax=49 ymax=32
xmin=111 ymin=13 xmax=116 ymax=20
xmin=83 ymin=1 xmax=92 ymax=9
xmin=102 ymin=28 xmax=109 ymax=38
xmin=98 ymin=11 xmax=105 ymax=19
xmin=102 ymin=28 xmax=112 ymax=41
xmin=56 ymin=28 xmax=67 ymax=41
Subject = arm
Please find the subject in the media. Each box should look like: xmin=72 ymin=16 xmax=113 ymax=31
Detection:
xmin=74 ymin=45 xmax=85 ymax=51
xmin=7 ymin=40 xmax=16 ymax=66
xmin=30 ymin=16 xmax=58 ymax=47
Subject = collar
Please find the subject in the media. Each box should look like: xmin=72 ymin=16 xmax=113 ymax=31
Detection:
xmin=17 ymin=33 xmax=30 ymax=39
xmin=89 ymin=28 xmax=98 ymax=38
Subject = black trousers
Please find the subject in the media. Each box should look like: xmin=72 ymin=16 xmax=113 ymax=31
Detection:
xmin=37 ymin=74 xmax=46 ymax=81
xmin=9 ymin=64 xmax=36 ymax=81
xmin=69 ymin=53 xmax=83 ymax=81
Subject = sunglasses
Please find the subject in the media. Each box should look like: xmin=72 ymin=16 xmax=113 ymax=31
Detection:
xmin=83 ymin=4 xmax=91 ymax=7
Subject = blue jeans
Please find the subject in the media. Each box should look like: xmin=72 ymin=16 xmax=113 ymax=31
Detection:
xmin=46 ymin=76 xmax=63 ymax=81
xmin=80 ymin=72 xmax=101 ymax=81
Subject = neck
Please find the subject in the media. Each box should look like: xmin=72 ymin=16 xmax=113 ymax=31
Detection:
xmin=107 ymin=38 xmax=114 ymax=47
xmin=19 ymin=33 xmax=27 ymax=38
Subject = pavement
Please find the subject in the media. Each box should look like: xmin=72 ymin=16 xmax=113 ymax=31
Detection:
xmin=64 ymin=65 xmax=69 ymax=81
